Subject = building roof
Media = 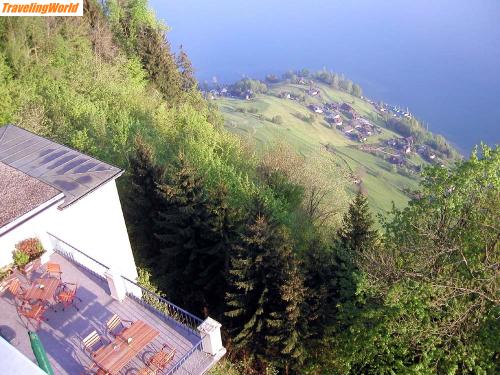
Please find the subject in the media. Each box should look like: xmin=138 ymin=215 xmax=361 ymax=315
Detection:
xmin=0 ymin=161 xmax=63 ymax=230
xmin=0 ymin=125 xmax=123 ymax=209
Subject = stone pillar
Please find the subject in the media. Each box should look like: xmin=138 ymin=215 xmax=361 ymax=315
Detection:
xmin=198 ymin=317 xmax=223 ymax=356
xmin=105 ymin=269 xmax=127 ymax=302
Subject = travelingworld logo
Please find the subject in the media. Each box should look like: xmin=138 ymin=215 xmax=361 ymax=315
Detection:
xmin=1 ymin=0 xmax=82 ymax=16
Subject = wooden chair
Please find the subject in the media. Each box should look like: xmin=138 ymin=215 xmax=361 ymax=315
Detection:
xmin=17 ymin=301 xmax=47 ymax=330
xmin=3 ymin=277 xmax=27 ymax=303
xmin=82 ymin=330 xmax=106 ymax=357
xmin=44 ymin=262 xmax=62 ymax=279
xmin=22 ymin=258 xmax=41 ymax=280
xmin=106 ymin=314 xmax=131 ymax=337
xmin=146 ymin=343 xmax=176 ymax=371
xmin=56 ymin=282 xmax=82 ymax=311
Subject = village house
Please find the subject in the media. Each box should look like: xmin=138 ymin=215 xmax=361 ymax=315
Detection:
xmin=325 ymin=102 xmax=340 ymax=111
xmin=308 ymin=104 xmax=323 ymax=114
xmin=0 ymin=124 xmax=225 ymax=374
xmin=343 ymin=125 xmax=355 ymax=134
xmin=307 ymin=88 xmax=320 ymax=96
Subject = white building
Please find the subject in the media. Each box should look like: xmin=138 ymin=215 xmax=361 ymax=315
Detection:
xmin=0 ymin=124 xmax=136 ymax=279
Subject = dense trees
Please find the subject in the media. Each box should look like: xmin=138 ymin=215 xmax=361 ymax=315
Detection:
xmin=225 ymin=205 xmax=306 ymax=372
xmin=152 ymin=157 xmax=234 ymax=315
xmin=126 ymin=137 xmax=163 ymax=263
xmin=229 ymin=78 xmax=268 ymax=98
xmin=1 ymin=2 xmax=496 ymax=374
xmin=327 ymin=145 xmax=500 ymax=374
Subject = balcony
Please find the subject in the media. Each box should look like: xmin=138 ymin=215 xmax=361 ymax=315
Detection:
xmin=0 ymin=236 xmax=225 ymax=374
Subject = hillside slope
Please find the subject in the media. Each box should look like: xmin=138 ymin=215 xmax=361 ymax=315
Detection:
xmin=217 ymin=81 xmax=427 ymax=215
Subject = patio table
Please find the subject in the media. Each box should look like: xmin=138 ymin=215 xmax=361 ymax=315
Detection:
xmin=24 ymin=277 xmax=60 ymax=304
xmin=93 ymin=320 xmax=159 ymax=374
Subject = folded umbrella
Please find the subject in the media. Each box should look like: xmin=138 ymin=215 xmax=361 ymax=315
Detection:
xmin=29 ymin=331 xmax=54 ymax=375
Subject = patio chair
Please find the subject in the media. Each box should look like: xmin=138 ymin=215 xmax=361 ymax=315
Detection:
xmin=82 ymin=330 xmax=106 ymax=357
xmin=21 ymin=258 xmax=42 ymax=280
xmin=17 ymin=301 xmax=48 ymax=330
xmin=3 ymin=277 xmax=28 ymax=303
xmin=106 ymin=314 xmax=131 ymax=337
xmin=43 ymin=262 xmax=62 ymax=279
xmin=146 ymin=343 xmax=176 ymax=371
xmin=56 ymin=282 xmax=82 ymax=311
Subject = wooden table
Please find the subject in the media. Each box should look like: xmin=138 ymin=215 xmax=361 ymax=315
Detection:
xmin=25 ymin=277 xmax=60 ymax=303
xmin=93 ymin=320 xmax=159 ymax=374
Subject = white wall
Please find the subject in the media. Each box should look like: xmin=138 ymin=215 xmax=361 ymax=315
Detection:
xmin=0 ymin=204 xmax=59 ymax=268
xmin=0 ymin=179 xmax=138 ymax=282
xmin=49 ymin=180 xmax=138 ymax=280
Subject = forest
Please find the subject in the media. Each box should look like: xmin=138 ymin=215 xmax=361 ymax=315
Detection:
xmin=0 ymin=1 xmax=498 ymax=374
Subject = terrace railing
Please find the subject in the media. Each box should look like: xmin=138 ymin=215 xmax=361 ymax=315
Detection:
xmin=121 ymin=276 xmax=203 ymax=335
xmin=47 ymin=233 xmax=213 ymax=374
xmin=48 ymin=232 xmax=109 ymax=278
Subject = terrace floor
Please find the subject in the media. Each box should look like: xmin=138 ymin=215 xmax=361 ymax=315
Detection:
xmin=0 ymin=253 xmax=215 ymax=374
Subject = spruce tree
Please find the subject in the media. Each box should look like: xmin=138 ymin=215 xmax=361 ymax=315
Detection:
xmin=154 ymin=157 xmax=233 ymax=315
xmin=338 ymin=190 xmax=378 ymax=255
xmin=127 ymin=137 xmax=163 ymax=263
xmin=136 ymin=24 xmax=183 ymax=103
xmin=335 ymin=190 xmax=378 ymax=303
xmin=302 ymin=238 xmax=338 ymax=340
xmin=225 ymin=204 xmax=306 ymax=371
xmin=177 ymin=46 xmax=197 ymax=91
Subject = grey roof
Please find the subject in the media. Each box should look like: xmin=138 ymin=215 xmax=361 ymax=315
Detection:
xmin=0 ymin=161 xmax=63 ymax=229
xmin=0 ymin=125 xmax=123 ymax=209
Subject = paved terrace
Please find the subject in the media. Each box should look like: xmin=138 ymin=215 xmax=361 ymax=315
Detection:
xmin=0 ymin=253 xmax=215 ymax=374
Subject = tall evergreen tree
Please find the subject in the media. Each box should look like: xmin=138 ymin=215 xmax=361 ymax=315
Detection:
xmin=126 ymin=137 xmax=163 ymax=263
xmin=225 ymin=204 xmax=306 ymax=372
xmin=176 ymin=46 xmax=197 ymax=91
xmin=136 ymin=24 xmax=183 ymax=103
xmin=338 ymin=191 xmax=378 ymax=255
xmin=302 ymin=238 xmax=338 ymax=340
xmin=335 ymin=190 xmax=378 ymax=303
xmin=154 ymin=156 xmax=233 ymax=315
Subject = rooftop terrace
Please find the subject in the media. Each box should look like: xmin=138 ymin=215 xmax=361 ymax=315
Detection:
xmin=0 ymin=249 xmax=221 ymax=374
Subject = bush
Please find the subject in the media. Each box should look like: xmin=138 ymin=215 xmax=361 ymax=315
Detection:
xmin=13 ymin=250 xmax=30 ymax=268
xmin=271 ymin=115 xmax=283 ymax=125
xmin=15 ymin=238 xmax=44 ymax=260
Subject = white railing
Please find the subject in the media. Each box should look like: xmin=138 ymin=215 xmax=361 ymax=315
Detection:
xmin=48 ymin=233 xmax=109 ymax=278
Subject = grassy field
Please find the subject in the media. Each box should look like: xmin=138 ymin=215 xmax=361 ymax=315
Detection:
xmin=217 ymin=82 xmax=422 ymax=216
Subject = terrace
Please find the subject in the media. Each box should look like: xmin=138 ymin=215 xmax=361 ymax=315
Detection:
xmin=0 ymin=235 xmax=224 ymax=374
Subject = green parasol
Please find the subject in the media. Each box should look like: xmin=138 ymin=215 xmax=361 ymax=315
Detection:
xmin=28 ymin=331 xmax=54 ymax=375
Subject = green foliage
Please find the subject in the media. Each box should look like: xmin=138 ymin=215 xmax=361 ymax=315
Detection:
xmin=15 ymin=238 xmax=44 ymax=261
xmin=328 ymin=145 xmax=499 ymax=374
xmin=153 ymin=157 xmax=235 ymax=316
xmin=12 ymin=250 xmax=30 ymax=268
xmin=229 ymin=78 xmax=268 ymax=98
xmin=225 ymin=204 xmax=306 ymax=371
xmin=337 ymin=191 xmax=379 ymax=256
xmin=126 ymin=137 xmax=164 ymax=263
xmin=271 ymin=115 xmax=283 ymax=124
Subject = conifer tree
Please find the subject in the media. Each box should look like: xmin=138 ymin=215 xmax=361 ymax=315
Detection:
xmin=154 ymin=156 xmax=233 ymax=315
xmin=335 ymin=190 xmax=378 ymax=303
xmin=225 ymin=203 xmax=306 ymax=371
xmin=127 ymin=137 xmax=163 ymax=263
xmin=338 ymin=191 xmax=378 ymax=255
xmin=176 ymin=46 xmax=197 ymax=91
xmin=136 ymin=24 xmax=183 ymax=103
xmin=302 ymin=238 xmax=338 ymax=340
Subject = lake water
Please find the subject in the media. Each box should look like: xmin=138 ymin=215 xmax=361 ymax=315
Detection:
xmin=149 ymin=0 xmax=500 ymax=153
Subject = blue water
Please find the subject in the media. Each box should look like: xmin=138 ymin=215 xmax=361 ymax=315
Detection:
xmin=150 ymin=0 xmax=500 ymax=153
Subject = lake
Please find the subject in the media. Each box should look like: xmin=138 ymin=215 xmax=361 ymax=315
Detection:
xmin=149 ymin=0 xmax=500 ymax=153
